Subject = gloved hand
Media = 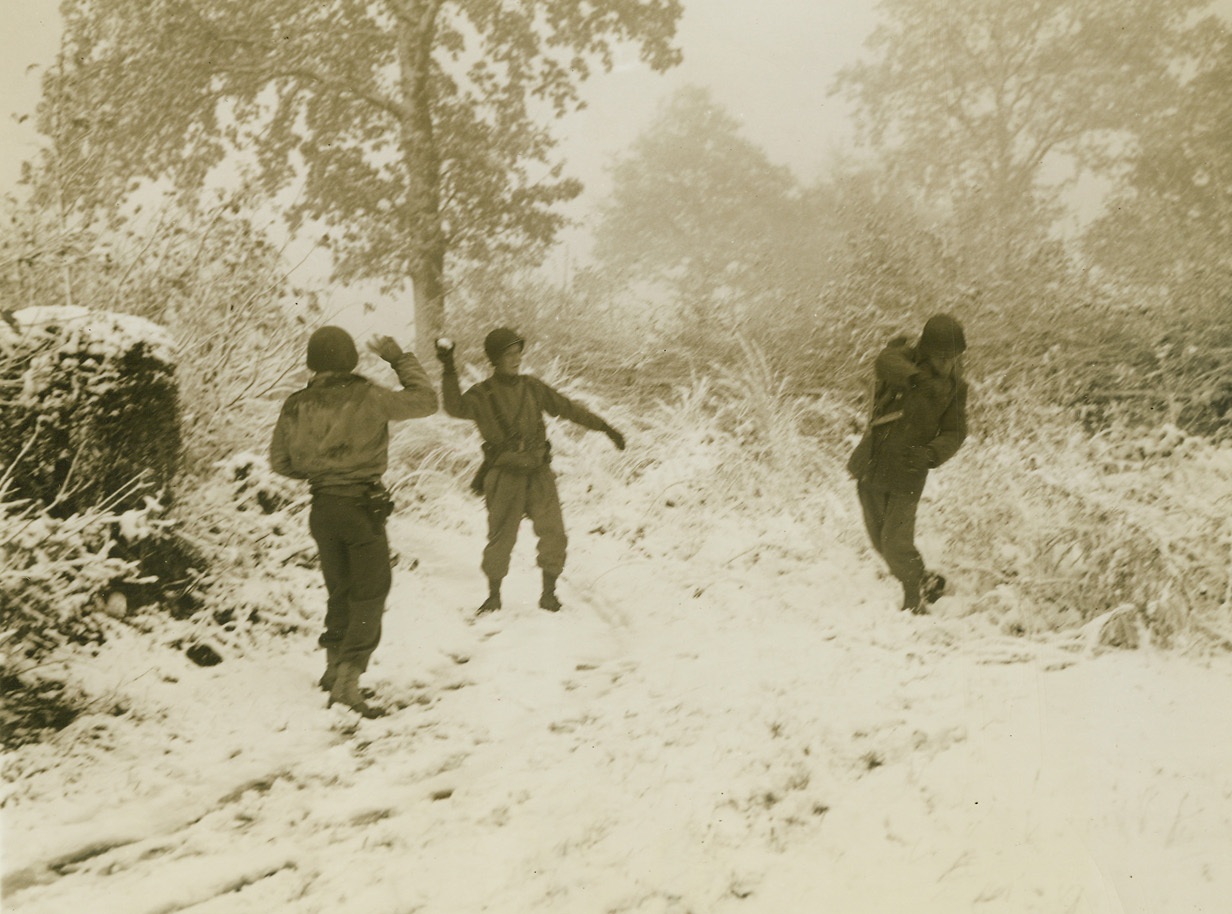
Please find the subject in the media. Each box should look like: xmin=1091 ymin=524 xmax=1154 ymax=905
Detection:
xmin=903 ymin=445 xmax=935 ymax=472
xmin=368 ymin=335 xmax=405 ymax=364
xmin=604 ymin=425 xmax=626 ymax=451
xmin=434 ymin=337 xmax=456 ymax=370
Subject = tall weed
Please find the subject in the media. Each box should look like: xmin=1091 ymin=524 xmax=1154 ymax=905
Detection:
xmin=935 ymin=428 xmax=1232 ymax=650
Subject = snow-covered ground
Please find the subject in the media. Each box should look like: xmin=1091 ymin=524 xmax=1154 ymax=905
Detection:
xmin=4 ymin=463 xmax=1232 ymax=914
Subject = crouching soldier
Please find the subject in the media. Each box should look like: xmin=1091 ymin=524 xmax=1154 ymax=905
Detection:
xmin=847 ymin=314 xmax=968 ymax=615
xmin=270 ymin=327 xmax=437 ymax=717
xmin=437 ymin=328 xmax=626 ymax=615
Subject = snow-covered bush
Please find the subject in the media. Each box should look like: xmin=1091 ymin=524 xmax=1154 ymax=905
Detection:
xmin=0 ymin=306 xmax=214 ymax=671
xmin=0 ymin=305 xmax=180 ymax=514
xmin=214 ymin=451 xmax=303 ymax=516
xmin=442 ymin=265 xmax=666 ymax=389
xmin=0 ymin=491 xmax=159 ymax=662
xmin=3 ymin=450 xmax=317 ymax=684
xmin=1 ymin=447 xmax=314 ymax=684
xmin=167 ymin=454 xmax=320 ymax=657
xmin=0 ymin=196 xmax=311 ymax=473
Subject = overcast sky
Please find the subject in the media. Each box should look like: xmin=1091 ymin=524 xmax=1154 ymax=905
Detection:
xmin=0 ymin=2 xmax=61 ymax=190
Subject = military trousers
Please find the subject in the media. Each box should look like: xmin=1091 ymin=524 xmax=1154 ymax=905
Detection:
xmin=308 ymin=493 xmax=391 ymax=672
xmin=857 ymin=481 xmax=926 ymax=608
xmin=482 ymin=465 xmax=567 ymax=582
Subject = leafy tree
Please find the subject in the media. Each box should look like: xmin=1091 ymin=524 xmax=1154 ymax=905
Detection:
xmin=1081 ymin=23 xmax=1232 ymax=435
xmin=832 ymin=0 xmax=1212 ymax=279
xmin=592 ymin=90 xmax=967 ymax=383
xmin=40 ymin=0 xmax=682 ymax=357
xmin=1085 ymin=22 xmax=1232 ymax=313
xmin=593 ymin=86 xmax=797 ymax=339
xmin=745 ymin=168 xmax=970 ymax=393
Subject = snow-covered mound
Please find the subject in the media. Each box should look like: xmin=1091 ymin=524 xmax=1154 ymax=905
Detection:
xmin=1 ymin=305 xmax=177 ymax=366
xmin=1 ymin=305 xmax=180 ymax=513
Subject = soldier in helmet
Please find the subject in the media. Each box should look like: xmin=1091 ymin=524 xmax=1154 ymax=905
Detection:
xmin=847 ymin=314 xmax=968 ymax=615
xmin=270 ymin=327 xmax=437 ymax=717
xmin=436 ymin=328 xmax=626 ymax=615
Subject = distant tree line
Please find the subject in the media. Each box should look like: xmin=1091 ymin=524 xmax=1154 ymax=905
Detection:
xmin=567 ymin=0 xmax=1231 ymax=434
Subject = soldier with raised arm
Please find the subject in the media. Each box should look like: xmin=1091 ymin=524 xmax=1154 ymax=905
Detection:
xmin=270 ymin=326 xmax=437 ymax=717
xmin=436 ymin=328 xmax=625 ymax=615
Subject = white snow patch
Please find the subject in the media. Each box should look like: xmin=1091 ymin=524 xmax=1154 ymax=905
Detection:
xmin=4 ymin=305 xmax=176 ymax=366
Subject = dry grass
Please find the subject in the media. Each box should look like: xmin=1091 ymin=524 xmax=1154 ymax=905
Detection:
xmin=934 ymin=427 xmax=1232 ymax=650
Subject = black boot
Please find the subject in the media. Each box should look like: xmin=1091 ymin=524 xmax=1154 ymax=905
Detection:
xmin=901 ymin=580 xmax=927 ymax=615
xmin=539 ymin=571 xmax=562 ymax=612
xmin=921 ymin=571 xmax=947 ymax=605
xmin=328 ymin=662 xmax=383 ymax=718
xmin=476 ymin=579 xmax=502 ymax=616
xmin=318 ymin=645 xmax=341 ymax=692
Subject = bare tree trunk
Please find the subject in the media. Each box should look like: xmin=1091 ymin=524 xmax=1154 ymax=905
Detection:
xmin=396 ymin=0 xmax=447 ymax=362
xmin=411 ymin=248 xmax=445 ymax=362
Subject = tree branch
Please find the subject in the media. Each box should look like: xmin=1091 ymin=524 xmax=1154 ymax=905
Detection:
xmin=219 ymin=62 xmax=408 ymax=121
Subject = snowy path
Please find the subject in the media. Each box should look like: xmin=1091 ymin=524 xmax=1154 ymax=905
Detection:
xmin=4 ymin=514 xmax=1232 ymax=913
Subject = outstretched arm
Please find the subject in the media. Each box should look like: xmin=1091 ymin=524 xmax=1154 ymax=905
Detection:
xmin=533 ymin=378 xmax=626 ymax=450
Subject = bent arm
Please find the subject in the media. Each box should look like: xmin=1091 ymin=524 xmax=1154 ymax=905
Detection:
xmin=874 ymin=337 xmax=919 ymax=391
xmin=440 ymin=366 xmax=475 ymax=419
xmin=374 ymin=353 xmax=438 ymax=420
xmin=269 ymin=409 xmax=307 ymax=479
xmin=928 ymin=382 xmax=968 ymax=467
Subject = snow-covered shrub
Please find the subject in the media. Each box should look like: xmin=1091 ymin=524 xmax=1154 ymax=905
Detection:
xmin=181 ymin=452 xmax=313 ymax=582
xmin=0 ymin=305 xmax=206 ymax=664
xmin=386 ymin=416 xmax=484 ymax=529
xmin=0 ymin=305 xmax=180 ymax=515
xmin=0 ymin=482 xmax=209 ymax=743
xmin=0 ymin=672 xmax=81 ymax=750
xmin=443 ymin=265 xmax=667 ymax=389
xmin=617 ymin=339 xmax=851 ymax=519
xmin=215 ymin=451 xmax=302 ymax=516
xmin=166 ymin=455 xmax=320 ymax=658
xmin=0 ymin=196 xmax=310 ymax=474
xmin=0 ymin=491 xmax=150 ymax=661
